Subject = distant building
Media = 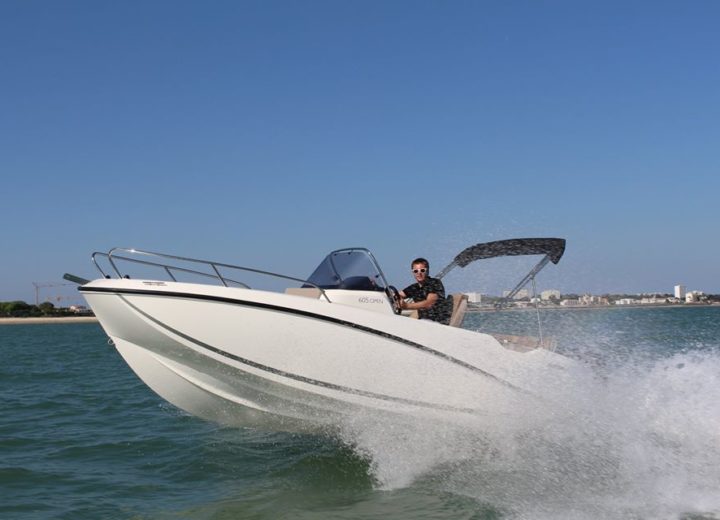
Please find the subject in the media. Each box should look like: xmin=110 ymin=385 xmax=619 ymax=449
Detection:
xmin=579 ymin=294 xmax=595 ymax=305
xmin=560 ymin=299 xmax=580 ymax=306
xmin=577 ymin=294 xmax=609 ymax=306
xmin=686 ymin=290 xmax=704 ymax=303
xmin=464 ymin=292 xmax=482 ymax=304
xmin=541 ymin=289 xmax=561 ymax=301
xmin=640 ymin=297 xmax=666 ymax=305
xmin=674 ymin=285 xmax=686 ymax=299
xmin=502 ymin=289 xmax=529 ymax=300
xmin=615 ymin=298 xmax=639 ymax=305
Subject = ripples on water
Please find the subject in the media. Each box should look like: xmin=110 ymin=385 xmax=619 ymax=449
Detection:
xmin=1 ymin=307 xmax=719 ymax=519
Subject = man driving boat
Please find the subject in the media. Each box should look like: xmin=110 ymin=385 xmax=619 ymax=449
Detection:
xmin=398 ymin=257 xmax=448 ymax=322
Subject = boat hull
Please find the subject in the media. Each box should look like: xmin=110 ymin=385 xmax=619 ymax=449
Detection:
xmin=81 ymin=279 xmax=570 ymax=432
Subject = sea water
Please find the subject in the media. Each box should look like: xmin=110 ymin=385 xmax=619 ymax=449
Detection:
xmin=1 ymin=306 xmax=719 ymax=519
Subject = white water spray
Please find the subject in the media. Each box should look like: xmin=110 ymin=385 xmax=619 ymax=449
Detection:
xmin=339 ymin=344 xmax=720 ymax=519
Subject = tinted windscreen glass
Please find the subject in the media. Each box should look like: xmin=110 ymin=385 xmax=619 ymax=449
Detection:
xmin=305 ymin=250 xmax=385 ymax=290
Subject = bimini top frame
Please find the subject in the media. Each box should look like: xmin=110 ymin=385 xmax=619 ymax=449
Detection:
xmin=434 ymin=237 xmax=566 ymax=348
xmin=435 ymin=237 xmax=566 ymax=309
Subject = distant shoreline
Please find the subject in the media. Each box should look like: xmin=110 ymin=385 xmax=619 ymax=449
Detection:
xmin=0 ymin=316 xmax=99 ymax=325
xmin=466 ymin=303 xmax=719 ymax=313
xmin=2 ymin=303 xmax=716 ymax=324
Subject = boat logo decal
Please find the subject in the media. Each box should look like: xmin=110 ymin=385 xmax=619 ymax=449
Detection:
xmin=358 ymin=296 xmax=385 ymax=304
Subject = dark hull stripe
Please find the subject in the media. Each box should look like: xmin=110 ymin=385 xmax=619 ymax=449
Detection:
xmin=80 ymin=286 xmax=519 ymax=392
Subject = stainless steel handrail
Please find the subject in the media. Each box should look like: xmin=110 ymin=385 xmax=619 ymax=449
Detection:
xmin=92 ymin=252 xmax=252 ymax=288
xmin=91 ymin=248 xmax=331 ymax=302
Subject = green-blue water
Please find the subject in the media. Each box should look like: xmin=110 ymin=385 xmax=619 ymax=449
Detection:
xmin=2 ymin=307 xmax=719 ymax=519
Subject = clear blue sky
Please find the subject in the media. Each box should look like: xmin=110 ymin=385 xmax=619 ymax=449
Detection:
xmin=2 ymin=0 xmax=718 ymax=303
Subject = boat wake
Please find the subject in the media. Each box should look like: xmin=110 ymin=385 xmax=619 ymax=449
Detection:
xmin=336 ymin=345 xmax=720 ymax=519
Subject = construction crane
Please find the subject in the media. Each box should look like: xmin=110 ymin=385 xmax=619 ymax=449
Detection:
xmin=31 ymin=282 xmax=81 ymax=307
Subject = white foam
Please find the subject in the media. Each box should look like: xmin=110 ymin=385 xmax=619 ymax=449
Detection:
xmin=338 ymin=345 xmax=720 ymax=519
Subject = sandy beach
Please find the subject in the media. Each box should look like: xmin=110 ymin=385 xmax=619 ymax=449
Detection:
xmin=0 ymin=316 xmax=99 ymax=325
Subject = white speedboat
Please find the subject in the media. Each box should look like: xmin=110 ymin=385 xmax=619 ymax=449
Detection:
xmin=72 ymin=239 xmax=569 ymax=433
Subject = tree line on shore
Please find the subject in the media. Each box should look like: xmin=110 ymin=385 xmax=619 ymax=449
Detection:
xmin=0 ymin=301 xmax=89 ymax=317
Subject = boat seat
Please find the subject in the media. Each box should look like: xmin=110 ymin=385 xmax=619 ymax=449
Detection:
xmin=448 ymin=293 xmax=468 ymax=327
xmin=285 ymin=288 xmax=322 ymax=299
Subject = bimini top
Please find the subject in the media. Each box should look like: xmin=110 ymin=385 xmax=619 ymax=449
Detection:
xmin=436 ymin=238 xmax=566 ymax=279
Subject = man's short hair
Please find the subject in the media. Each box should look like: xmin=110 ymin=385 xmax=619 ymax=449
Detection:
xmin=411 ymin=257 xmax=430 ymax=270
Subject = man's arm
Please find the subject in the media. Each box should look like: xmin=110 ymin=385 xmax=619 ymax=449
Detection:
xmin=399 ymin=292 xmax=438 ymax=310
xmin=399 ymin=284 xmax=415 ymax=300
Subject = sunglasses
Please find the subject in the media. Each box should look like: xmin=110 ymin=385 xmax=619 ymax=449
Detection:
xmin=412 ymin=268 xmax=427 ymax=274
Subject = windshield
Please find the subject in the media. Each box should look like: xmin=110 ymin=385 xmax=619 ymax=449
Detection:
xmin=305 ymin=248 xmax=388 ymax=291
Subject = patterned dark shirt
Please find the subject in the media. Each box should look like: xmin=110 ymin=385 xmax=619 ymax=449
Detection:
xmin=402 ymin=277 xmax=448 ymax=322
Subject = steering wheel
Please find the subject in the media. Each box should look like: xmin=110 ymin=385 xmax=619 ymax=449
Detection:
xmin=385 ymin=285 xmax=403 ymax=315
